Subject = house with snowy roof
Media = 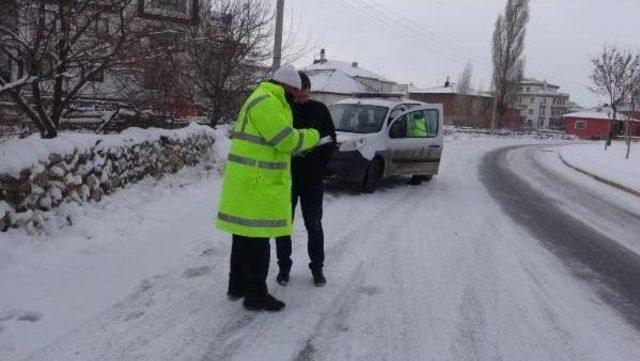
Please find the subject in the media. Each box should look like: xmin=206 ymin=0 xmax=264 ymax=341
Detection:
xmin=303 ymin=49 xmax=398 ymax=105
xmin=408 ymin=79 xmax=494 ymax=128
xmin=563 ymin=107 xmax=640 ymax=140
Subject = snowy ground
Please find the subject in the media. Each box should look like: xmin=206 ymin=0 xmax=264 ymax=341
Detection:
xmin=559 ymin=141 xmax=640 ymax=193
xmin=2 ymin=137 xmax=640 ymax=361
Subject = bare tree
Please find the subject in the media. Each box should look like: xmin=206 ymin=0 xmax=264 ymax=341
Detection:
xmin=590 ymin=44 xmax=640 ymax=149
xmin=491 ymin=0 xmax=528 ymax=129
xmin=184 ymin=0 xmax=273 ymax=125
xmin=626 ymin=77 xmax=640 ymax=159
xmin=0 ymin=0 xmax=138 ymax=138
xmin=114 ymin=23 xmax=198 ymax=122
xmin=454 ymin=61 xmax=473 ymax=126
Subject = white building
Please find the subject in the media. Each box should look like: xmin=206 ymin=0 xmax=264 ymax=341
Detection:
xmin=303 ymin=49 xmax=398 ymax=106
xmin=513 ymin=78 xmax=570 ymax=129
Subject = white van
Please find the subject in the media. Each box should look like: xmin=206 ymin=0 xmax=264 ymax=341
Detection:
xmin=326 ymin=95 xmax=444 ymax=193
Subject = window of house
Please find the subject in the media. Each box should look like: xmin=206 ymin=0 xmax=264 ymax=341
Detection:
xmin=0 ymin=57 xmax=11 ymax=83
xmin=530 ymin=97 xmax=534 ymax=104
xmin=151 ymin=0 xmax=188 ymax=13
xmin=575 ymin=120 xmax=587 ymax=130
xmin=87 ymin=67 xmax=104 ymax=83
xmin=526 ymin=87 xmax=530 ymax=93
xmin=95 ymin=17 xmax=109 ymax=35
xmin=44 ymin=10 xmax=57 ymax=31
xmin=529 ymin=109 xmax=534 ymax=115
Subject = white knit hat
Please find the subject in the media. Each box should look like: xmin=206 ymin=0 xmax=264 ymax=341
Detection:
xmin=271 ymin=64 xmax=302 ymax=90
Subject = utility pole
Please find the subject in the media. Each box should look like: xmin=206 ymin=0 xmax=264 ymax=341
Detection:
xmin=273 ymin=0 xmax=284 ymax=69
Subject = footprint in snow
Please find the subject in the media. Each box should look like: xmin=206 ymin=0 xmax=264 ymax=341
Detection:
xmin=201 ymin=248 xmax=217 ymax=256
xmin=359 ymin=286 xmax=383 ymax=296
xmin=184 ymin=266 xmax=211 ymax=278
xmin=123 ymin=311 xmax=145 ymax=322
xmin=0 ymin=310 xmax=42 ymax=323
xmin=18 ymin=311 xmax=43 ymax=322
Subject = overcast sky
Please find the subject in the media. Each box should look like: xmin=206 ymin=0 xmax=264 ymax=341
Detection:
xmin=284 ymin=0 xmax=640 ymax=106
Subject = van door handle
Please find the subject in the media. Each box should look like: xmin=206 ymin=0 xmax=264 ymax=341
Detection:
xmin=428 ymin=145 xmax=441 ymax=149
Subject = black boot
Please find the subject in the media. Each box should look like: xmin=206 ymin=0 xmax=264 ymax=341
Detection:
xmin=243 ymin=293 xmax=286 ymax=312
xmin=311 ymin=268 xmax=326 ymax=287
xmin=275 ymin=236 xmax=292 ymax=286
xmin=276 ymin=269 xmax=290 ymax=286
xmin=227 ymin=289 xmax=244 ymax=301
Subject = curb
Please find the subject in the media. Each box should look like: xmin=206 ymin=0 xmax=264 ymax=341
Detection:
xmin=559 ymin=152 xmax=640 ymax=199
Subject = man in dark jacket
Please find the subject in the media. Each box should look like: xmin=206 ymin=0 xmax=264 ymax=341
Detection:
xmin=275 ymin=71 xmax=336 ymax=287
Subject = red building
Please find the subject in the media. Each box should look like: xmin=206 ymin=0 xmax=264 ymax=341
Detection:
xmin=563 ymin=109 xmax=640 ymax=139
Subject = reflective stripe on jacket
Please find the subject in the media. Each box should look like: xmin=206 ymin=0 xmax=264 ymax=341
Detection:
xmin=216 ymin=82 xmax=320 ymax=237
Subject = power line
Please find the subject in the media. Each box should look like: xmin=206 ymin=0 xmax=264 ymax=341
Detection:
xmin=324 ymin=0 xmax=461 ymax=61
xmin=359 ymin=0 xmax=468 ymax=57
xmin=333 ymin=0 xmax=456 ymax=59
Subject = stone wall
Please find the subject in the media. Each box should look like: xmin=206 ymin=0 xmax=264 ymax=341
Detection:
xmin=0 ymin=126 xmax=216 ymax=232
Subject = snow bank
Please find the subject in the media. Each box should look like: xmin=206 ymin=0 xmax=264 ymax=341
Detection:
xmin=0 ymin=123 xmax=215 ymax=177
xmin=560 ymin=141 xmax=640 ymax=194
xmin=444 ymin=126 xmax=577 ymax=141
xmin=0 ymin=123 xmax=221 ymax=232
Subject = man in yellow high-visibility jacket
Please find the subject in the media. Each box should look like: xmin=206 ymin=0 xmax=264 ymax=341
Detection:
xmin=408 ymin=111 xmax=429 ymax=137
xmin=217 ymin=64 xmax=320 ymax=312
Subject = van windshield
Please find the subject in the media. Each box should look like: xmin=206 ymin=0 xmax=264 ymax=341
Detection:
xmin=329 ymin=104 xmax=389 ymax=133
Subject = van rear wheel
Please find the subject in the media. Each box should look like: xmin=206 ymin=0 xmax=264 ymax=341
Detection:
xmin=409 ymin=175 xmax=433 ymax=185
xmin=362 ymin=159 xmax=383 ymax=193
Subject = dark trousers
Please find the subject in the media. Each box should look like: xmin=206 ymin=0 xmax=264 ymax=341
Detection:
xmin=275 ymin=186 xmax=325 ymax=272
xmin=228 ymin=235 xmax=270 ymax=299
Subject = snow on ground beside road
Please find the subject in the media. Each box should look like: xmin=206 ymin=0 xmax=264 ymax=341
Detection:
xmin=0 ymin=165 xmax=222 ymax=359
xmin=560 ymin=141 xmax=640 ymax=193
xmin=2 ymin=136 xmax=640 ymax=361
xmin=0 ymin=124 xmax=231 ymax=360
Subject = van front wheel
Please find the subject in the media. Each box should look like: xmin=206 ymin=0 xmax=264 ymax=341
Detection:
xmin=362 ymin=159 xmax=383 ymax=193
xmin=409 ymin=175 xmax=433 ymax=185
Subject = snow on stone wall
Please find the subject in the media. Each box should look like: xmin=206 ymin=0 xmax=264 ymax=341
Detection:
xmin=0 ymin=124 xmax=220 ymax=232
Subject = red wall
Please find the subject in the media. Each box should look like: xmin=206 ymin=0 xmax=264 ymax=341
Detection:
xmin=564 ymin=117 xmax=610 ymax=139
xmin=565 ymin=117 xmax=640 ymax=139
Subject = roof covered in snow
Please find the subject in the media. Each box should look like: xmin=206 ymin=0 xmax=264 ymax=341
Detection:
xmin=307 ymin=69 xmax=372 ymax=95
xmin=305 ymin=59 xmax=392 ymax=82
xmin=409 ymin=82 xmax=492 ymax=98
xmin=563 ymin=109 xmax=640 ymax=122
xmin=519 ymin=78 xmax=560 ymax=89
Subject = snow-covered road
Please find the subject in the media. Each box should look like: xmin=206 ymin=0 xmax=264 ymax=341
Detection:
xmin=2 ymin=139 xmax=640 ymax=361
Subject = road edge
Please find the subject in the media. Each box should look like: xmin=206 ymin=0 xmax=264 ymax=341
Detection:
xmin=558 ymin=149 xmax=640 ymax=199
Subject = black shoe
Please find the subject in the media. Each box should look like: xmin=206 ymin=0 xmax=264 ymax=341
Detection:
xmin=227 ymin=291 xmax=243 ymax=301
xmin=311 ymin=269 xmax=326 ymax=287
xmin=243 ymin=293 xmax=286 ymax=312
xmin=276 ymin=270 xmax=290 ymax=286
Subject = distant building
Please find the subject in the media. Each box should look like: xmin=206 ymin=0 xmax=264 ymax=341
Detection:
xmin=408 ymin=79 xmax=494 ymax=128
xmin=303 ymin=49 xmax=399 ymax=105
xmin=563 ymin=107 xmax=640 ymax=139
xmin=513 ymin=78 xmax=570 ymax=129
